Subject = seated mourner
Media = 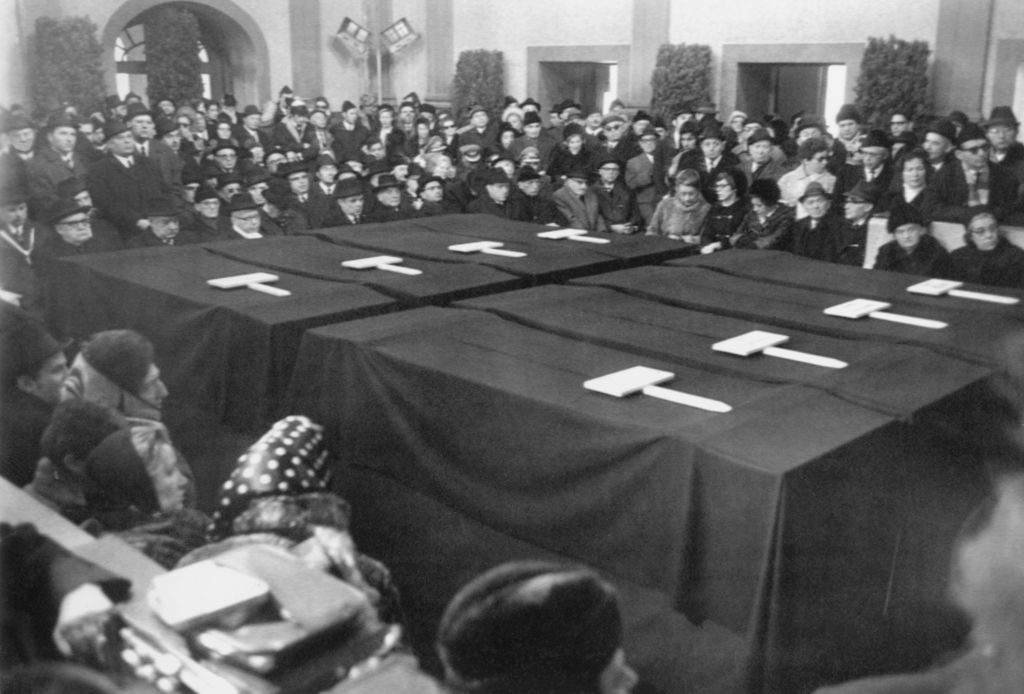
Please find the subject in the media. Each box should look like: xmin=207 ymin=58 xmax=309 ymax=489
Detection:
xmin=872 ymin=203 xmax=951 ymax=277
xmin=947 ymin=207 xmax=1024 ymax=288
xmin=437 ymin=560 xmax=639 ymax=694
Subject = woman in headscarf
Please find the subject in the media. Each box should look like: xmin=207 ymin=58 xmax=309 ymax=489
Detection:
xmin=179 ymin=416 xmax=403 ymax=626
xmin=81 ymin=425 xmax=209 ymax=569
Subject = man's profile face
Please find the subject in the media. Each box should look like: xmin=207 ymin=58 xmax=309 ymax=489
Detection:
xmin=956 ymin=139 xmax=990 ymax=171
xmin=20 ymin=351 xmax=68 ymax=406
xmin=9 ymin=127 xmax=35 ymax=152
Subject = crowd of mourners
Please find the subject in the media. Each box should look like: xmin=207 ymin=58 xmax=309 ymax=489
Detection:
xmin=4 ymin=86 xmax=1024 ymax=694
xmin=4 ymin=88 xmax=1024 ymax=322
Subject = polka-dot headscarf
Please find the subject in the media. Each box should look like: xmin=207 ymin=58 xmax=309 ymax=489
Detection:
xmin=209 ymin=416 xmax=329 ymax=540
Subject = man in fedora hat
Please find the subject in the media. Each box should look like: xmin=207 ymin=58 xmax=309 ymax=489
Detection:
xmin=33 ymin=198 xmax=122 ymax=285
xmin=365 ymin=173 xmax=413 ymax=223
xmin=26 ymin=112 xmax=88 ymax=219
xmin=226 ymin=192 xmax=277 ymax=239
xmin=0 ymin=185 xmax=41 ymax=314
xmin=128 ymin=197 xmax=198 ymax=247
xmin=324 ymin=177 xmax=366 ymax=226
xmin=836 ymin=180 xmax=882 ymax=266
xmin=86 ymin=119 xmax=170 ymax=241
xmin=234 ymin=104 xmax=270 ymax=152
xmin=835 ymin=129 xmax=893 ymax=200
xmin=466 ymin=167 xmax=512 ymax=218
xmin=931 ymin=122 xmax=1019 ymax=223
xmin=0 ymin=304 xmax=69 ymax=485
xmin=552 ymin=167 xmax=602 ymax=231
xmin=0 ymin=114 xmax=36 ymax=192
xmin=984 ymin=106 xmax=1024 ymax=186
xmin=124 ymin=102 xmax=181 ymax=191
xmin=791 ymin=181 xmax=842 ymax=262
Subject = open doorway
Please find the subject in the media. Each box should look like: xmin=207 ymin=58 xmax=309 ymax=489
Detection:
xmin=538 ymin=61 xmax=615 ymax=115
xmin=736 ymin=63 xmax=846 ymax=125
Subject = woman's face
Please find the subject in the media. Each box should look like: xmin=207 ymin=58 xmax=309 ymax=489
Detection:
xmin=216 ymin=122 xmax=232 ymax=139
xmin=148 ymin=440 xmax=188 ymax=512
xmin=714 ymin=178 xmax=737 ymax=203
xmin=902 ymin=156 xmax=927 ymax=189
xmin=805 ymin=151 xmax=829 ymax=175
xmin=500 ymin=130 xmax=515 ymax=148
xmin=417 ymin=122 xmax=431 ymax=140
xmin=379 ymin=110 xmax=394 ymax=127
xmin=751 ymin=196 xmax=771 ymax=217
xmin=567 ymin=134 xmax=583 ymax=153
xmin=676 ymin=183 xmax=700 ymax=205
xmin=207 ymin=104 xmax=220 ymax=120
xmin=679 ymin=133 xmax=697 ymax=151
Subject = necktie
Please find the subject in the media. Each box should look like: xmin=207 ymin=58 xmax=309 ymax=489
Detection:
xmin=298 ymin=195 xmax=307 ymax=203
xmin=125 ymin=157 xmax=134 ymax=168
xmin=351 ymin=215 xmax=359 ymax=224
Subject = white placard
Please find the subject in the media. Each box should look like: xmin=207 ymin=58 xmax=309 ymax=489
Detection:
xmin=583 ymin=366 xmax=675 ymax=397
xmin=207 ymin=272 xmax=280 ymax=289
xmin=907 ymin=279 xmax=963 ymax=296
xmin=823 ymin=299 xmax=892 ymax=319
xmin=712 ymin=330 xmax=790 ymax=357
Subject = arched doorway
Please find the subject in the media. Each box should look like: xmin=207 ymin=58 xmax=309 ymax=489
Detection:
xmin=101 ymin=0 xmax=270 ymax=106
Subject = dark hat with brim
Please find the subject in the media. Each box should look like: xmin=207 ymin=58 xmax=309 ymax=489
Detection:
xmin=242 ymin=105 xmax=262 ymax=118
xmin=698 ymin=125 xmax=724 ymax=143
xmin=56 ymin=177 xmax=87 ymax=200
xmin=0 ymin=185 xmax=28 ymax=206
xmin=276 ymin=160 xmax=311 ymax=178
xmin=216 ymin=172 xmax=244 ymax=189
xmin=459 ymin=144 xmax=482 ymax=158
xmin=925 ymin=118 xmax=956 ymax=143
xmin=226 ymin=192 xmax=259 ymax=213
xmin=146 ymin=197 xmax=180 ymax=217
xmin=564 ymin=168 xmax=589 ymax=181
xmin=845 ymin=180 xmax=881 ymax=205
xmin=984 ymin=106 xmax=1019 ymax=129
xmin=373 ymin=173 xmax=403 ymax=192
xmin=122 ymin=103 xmax=152 ymax=122
xmin=334 ymin=178 xmax=364 ymax=200
xmin=484 ymin=168 xmax=511 ymax=186
xmin=523 ymin=111 xmax=542 ymax=126
xmin=194 ymin=184 xmax=220 ymax=203
xmin=746 ymin=127 xmax=773 ymax=146
xmin=155 ymin=118 xmax=178 ymax=138
xmin=956 ymin=122 xmax=988 ymax=147
xmin=103 ymin=120 xmax=130 ymax=141
xmin=799 ymin=181 xmax=830 ymax=202
xmin=859 ymin=129 xmax=891 ymax=152
xmin=516 ymin=168 xmax=541 ymax=182
xmin=3 ymin=114 xmax=34 ymax=133
xmin=45 ymin=112 xmax=77 ymax=132
xmin=0 ymin=309 xmax=65 ymax=386
xmin=47 ymin=198 xmax=91 ymax=225
xmin=887 ymin=202 xmax=926 ymax=232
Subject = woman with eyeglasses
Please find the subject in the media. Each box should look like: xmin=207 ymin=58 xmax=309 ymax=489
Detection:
xmin=700 ymin=169 xmax=749 ymax=254
xmin=777 ymin=137 xmax=837 ymax=219
xmin=948 ymin=208 xmax=1024 ymax=288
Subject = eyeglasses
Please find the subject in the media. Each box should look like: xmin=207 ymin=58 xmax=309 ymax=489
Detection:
xmin=961 ymin=144 xmax=991 ymax=154
xmin=422 ymin=185 xmax=443 ymax=191
xmin=177 ymin=121 xmax=191 ymax=127
xmin=57 ymin=218 xmax=90 ymax=229
xmin=442 ymin=124 xmax=456 ymax=129
xmin=714 ymin=181 xmax=733 ymax=188
xmin=603 ymin=125 xmax=622 ymax=131
xmin=890 ymin=120 xmax=908 ymax=126
xmin=599 ymin=165 xmax=620 ymax=171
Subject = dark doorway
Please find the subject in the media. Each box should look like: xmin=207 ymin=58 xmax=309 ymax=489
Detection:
xmin=737 ymin=63 xmax=835 ymax=122
xmin=539 ymin=62 xmax=612 ymax=115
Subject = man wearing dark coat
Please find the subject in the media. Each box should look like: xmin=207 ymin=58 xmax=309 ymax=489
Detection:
xmin=791 ymin=182 xmax=843 ymax=262
xmin=0 ymin=186 xmax=42 ymax=316
xmin=872 ymin=203 xmax=950 ymax=276
xmin=329 ymin=101 xmax=371 ymax=165
xmin=948 ymin=208 xmax=1024 ymax=288
xmin=458 ymin=106 xmax=500 ymax=155
xmin=834 ymin=130 xmax=895 ymax=201
xmin=930 ymin=123 xmax=1019 ymax=222
xmin=123 ymin=103 xmax=182 ymax=193
xmin=552 ymin=168 xmax=602 ymax=231
xmin=86 ymin=121 xmax=170 ymax=241
xmin=26 ymin=113 xmax=88 ymax=220
xmin=467 ymin=168 xmax=513 ymax=218
xmin=128 ymin=198 xmax=200 ymax=248
xmin=677 ymin=125 xmax=742 ymax=203
xmin=365 ymin=174 xmax=416 ymax=223
xmin=510 ymin=169 xmax=564 ymax=225
xmin=32 ymin=199 xmax=123 ymax=304
xmin=0 ymin=114 xmax=36 ymax=192
xmin=590 ymin=154 xmax=638 ymax=233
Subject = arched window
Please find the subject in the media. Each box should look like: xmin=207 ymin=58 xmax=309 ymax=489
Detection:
xmin=114 ymin=22 xmax=212 ymax=100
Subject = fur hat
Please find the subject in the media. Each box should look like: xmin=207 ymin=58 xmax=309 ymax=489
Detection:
xmin=438 ymin=561 xmax=623 ymax=690
xmin=835 ymin=104 xmax=862 ymax=124
xmin=956 ymin=122 xmax=987 ymax=147
xmin=80 ymin=329 xmax=155 ymax=395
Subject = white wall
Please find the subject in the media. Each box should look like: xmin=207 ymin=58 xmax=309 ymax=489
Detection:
xmin=451 ymin=0 xmax=633 ymax=99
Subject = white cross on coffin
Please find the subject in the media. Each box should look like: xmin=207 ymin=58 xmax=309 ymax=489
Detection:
xmin=712 ymin=330 xmax=847 ymax=369
xmin=823 ymin=299 xmax=947 ymax=329
xmin=207 ymin=272 xmax=291 ymax=297
xmin=584 ymin=366 xmax=731 ymax=413
xmin=906 ymin=279 xmax=1019 ymax=305
xmin=448 ymin=241 xmax=526 ymax=257
xmin=341 ymin=256 xmax=422 ymax=275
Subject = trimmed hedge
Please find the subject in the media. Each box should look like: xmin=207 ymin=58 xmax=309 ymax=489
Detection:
xmin=30 ymin=16 xmax=106 ymax=117
xmin=451 ymin=50 xmax=505 ymax=121
xmin=145 ymin=7 xmax=204 ymax=106
xmin=855 ymin=36 xmax=930 ymax=127
xmin=650 ymin=43 xmax=712 ymax=119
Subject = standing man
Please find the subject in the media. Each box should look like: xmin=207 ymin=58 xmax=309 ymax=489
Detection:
xmin=0 ymin=114 xmax=37 ymax=191
xmin=625 ymin=128 xmax=666 ymax=226
xmin=26 ymin=112 xmax=86 ymax=219
xmin=124 ymin=103 xmax=182 ymax=191
xmin=0 ymin=186 xmax=41 ymax=314
xmin=330 ymin=101 xmax=371 ymax=165
xmin=458 ymin=106 xmax=499 ymax=154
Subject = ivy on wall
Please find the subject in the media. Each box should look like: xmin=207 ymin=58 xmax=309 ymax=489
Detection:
xmin=650 ymin=43 xmax=712 ymax=119
xmin=145 ymin=6 xmax=204 ymax=106
xmin=452 ymin=50 xmax=505 ymax=121
xmin=30 ymin=16 xmax=106 ymax=117
xmin=855 ymin=36 xmax=930 ymax=126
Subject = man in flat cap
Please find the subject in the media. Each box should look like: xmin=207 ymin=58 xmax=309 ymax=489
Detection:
xmin=509 ymin=111 xmax=558 ymax=172
xmin=931 ymin=122 xmax=1019 ymax=223
xmin=86 ymin=120 xmax=170 ymax=242
xmin=26 ymin=113 xmax=87 ymax=219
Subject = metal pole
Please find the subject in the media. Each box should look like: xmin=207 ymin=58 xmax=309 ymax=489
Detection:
xmin=376 ymin=32 xmax=383 ymax=106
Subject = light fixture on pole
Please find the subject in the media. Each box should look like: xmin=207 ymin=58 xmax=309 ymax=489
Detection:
xmin=380 ymin=18 xmax=419 ymax=55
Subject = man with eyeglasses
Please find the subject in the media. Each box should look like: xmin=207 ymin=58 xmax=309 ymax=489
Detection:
xmin=835 ymin=130 xmax=893 ymax=200
xmin=931 ymin=123 xmax=1018 ymax=223
xmin=510 ymin=168 xmax=563 ymax=226
xmin=128 ymin=198 xmax=199 ymax=248
xmin=591 ymin=153 xmax=639 ymax=234
xmin=888 ymin=112 xmax=916 ymax=145
xmin=600 ymin=114 xmax=639 ymax=168
xmin=778 ymin=137 xmax=837 ymax=219
xmin=226 ymin=193 xmax=274 ymax=239
xmin=33 ymin=198 xmax=122 ymax=287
